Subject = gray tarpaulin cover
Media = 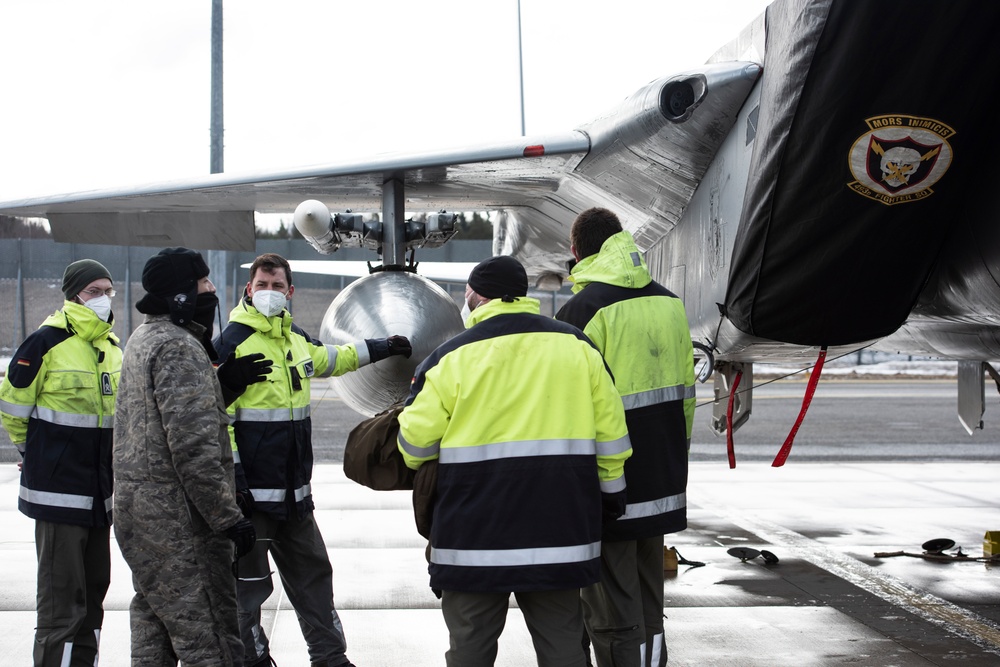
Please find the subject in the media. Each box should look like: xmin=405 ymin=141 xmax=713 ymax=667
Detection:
xmin=725 ymin=0 xmax=1000 ymax=347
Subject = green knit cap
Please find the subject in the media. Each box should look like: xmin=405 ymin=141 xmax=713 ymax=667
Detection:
xmin=62 ymin=259 xmax=112 ymax=299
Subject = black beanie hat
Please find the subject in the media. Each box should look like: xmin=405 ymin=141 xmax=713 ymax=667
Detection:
xmin=467 ymin=255 xmax=528 ymax=302
xmin=136 ymin=247 xmax=211 ymax=326
xmin=141 ymin=247 xmax=210 ymax=296
xmin=62 ymin=259 xmax=112 ymax=299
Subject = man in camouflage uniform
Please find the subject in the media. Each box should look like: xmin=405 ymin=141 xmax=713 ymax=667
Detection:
xmin=114 ymin=248 xmax=260 ymax=667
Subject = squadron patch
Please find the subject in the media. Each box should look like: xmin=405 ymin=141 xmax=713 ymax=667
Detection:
xmin=847 ymin=115 xmax=954 ymax=205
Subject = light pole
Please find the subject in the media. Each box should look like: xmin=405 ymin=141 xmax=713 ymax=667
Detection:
xmin=209 ymin=0 xmax=229 ymax=327
xmin=517 ymin=0 xmax=526 ymax=136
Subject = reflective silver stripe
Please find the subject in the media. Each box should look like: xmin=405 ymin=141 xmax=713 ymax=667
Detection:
xmin=249 ymin=488 xmax=285 ymax=502
xmin=33 ymin=405 xmax=103 ymax=429
xmin=601 ymin=476 xmax=626 ymax=494
xmin=0 ymin=399 xmax=33 ymax=418
xmin=431 ymin=541 xmax=601 ymax=567
xmin=596 ymin=434 xmax=631 ymax=457
xmin=319 ymin=344 xmax=341 ymax=377
xmin=398 ymin=432 xmax=440 ymax=460
xmin=630 ymin=251 xmax=642 ymax=267
xmin=104 ymin=496 xmax=114 ymax=513
xmin=232 ymin=449 xmax=241 ymax=464
xmin=59 ymin=641 xmax=72 ymax=667
xmin=248 ymin=484 xmax=312 ymax=504
xmin=440 ymin=438 xmax=596 ymax=464
xmin=647 ymin=632 xmax=664 ymax=667
xmin=234 ymin=405 xmax=310 ymax=422
xmin=621 ymin=492 xmax=686 ymax=521
xmin=353 ymin=340 xmax=371 ymax=368
xmin=19 ymin=486 xmax=93 ymax=510
xmin=621 ymin=384 xmax=695 ymax=411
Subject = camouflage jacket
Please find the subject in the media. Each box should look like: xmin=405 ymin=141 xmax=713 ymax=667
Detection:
xmin=113 ymin=315 xmax=242 ymax=534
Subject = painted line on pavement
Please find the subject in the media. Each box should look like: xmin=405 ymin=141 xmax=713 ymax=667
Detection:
xmin=701 ymin=498 xmax=1000 ymax=654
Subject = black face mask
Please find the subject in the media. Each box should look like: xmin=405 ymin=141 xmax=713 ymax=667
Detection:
xmin=193 ymin=292 xmax=220 ymax=361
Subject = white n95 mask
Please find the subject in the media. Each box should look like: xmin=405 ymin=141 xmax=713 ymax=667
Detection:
xmin=252 ymin=290 xmax=287 ymax=317
xmin=83 ymin=294 xmax=113 ymax=322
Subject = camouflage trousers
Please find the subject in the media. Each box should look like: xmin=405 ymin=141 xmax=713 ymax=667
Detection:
xmin=115 ymin=484 xmax=243 ymax=667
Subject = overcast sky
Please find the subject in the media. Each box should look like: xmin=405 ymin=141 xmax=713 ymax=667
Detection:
xmin=0 ymin=0 xmax=771 ymax=205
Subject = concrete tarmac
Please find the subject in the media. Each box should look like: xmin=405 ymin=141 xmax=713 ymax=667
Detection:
xmin=0 ymin=380 xmax=998 ymax=665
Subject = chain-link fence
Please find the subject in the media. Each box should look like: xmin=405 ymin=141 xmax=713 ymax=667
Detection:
xmin=1 ymin=238 xmax=576 ymax=355
xmin=0 ymin=238 xmax=577 ymax=458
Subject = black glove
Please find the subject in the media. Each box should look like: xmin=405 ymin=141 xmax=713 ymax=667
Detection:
xmin=601 ymin=489 xmax=627 ymax=522
xmin=235 ymin=488 xmax=255 ymax=519
xmin=217 ymin=353 xmax=273 ymax=397
xmin=366 ymin=335 xmax=413 ymax=362
xmin=225 ymin=518 xmax=257 ymax=559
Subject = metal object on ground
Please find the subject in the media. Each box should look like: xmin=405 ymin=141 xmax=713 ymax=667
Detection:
xmin=984 ymin=531 xmax=1000 ymax=558
xmin=663 ymin=546 xmax=678 ymax=571
xmin=727 ymin=547 xmax=761 ymax=562
xmin=672 ymin=546 xmax=706 ymax=569
xmin=874 ymin=547 xmax=1000 ymax=563
xmin=921 ymin=538 xmax=956 ymax=554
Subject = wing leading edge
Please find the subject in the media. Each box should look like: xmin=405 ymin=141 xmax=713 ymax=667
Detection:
xmin=0 ymin=62 xmax=761 ymax=280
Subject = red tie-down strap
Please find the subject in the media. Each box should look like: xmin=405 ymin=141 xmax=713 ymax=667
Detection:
xmin=772 ymin=346 xmax=828 ymax=467
xmin=726 ymin=369 xmax=743 ymax=469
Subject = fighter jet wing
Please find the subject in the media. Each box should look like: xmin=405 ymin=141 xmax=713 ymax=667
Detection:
xmin=0 ymin=61 xmax=760 ymax=282
xmin=7 ymin=0 xmax=1000 ymax=436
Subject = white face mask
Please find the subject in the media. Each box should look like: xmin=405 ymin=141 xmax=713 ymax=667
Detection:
xmin=82 ymin=294 xmax=112 ymax=322
xmin=252 ymin=290 xmax=287 ymax=317
xmin=461 ymin=294 xmax=486 ymax=327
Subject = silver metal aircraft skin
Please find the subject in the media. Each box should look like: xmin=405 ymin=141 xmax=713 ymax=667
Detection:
xmin=2 ymin=0 xmax=997 ymax=432
xmin=320 ymin=271 xmax=464 ymax=416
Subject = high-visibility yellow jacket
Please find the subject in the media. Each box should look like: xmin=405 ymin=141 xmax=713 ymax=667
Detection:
xmin=213 ymin=299 xmax=369 ymax=519
xmin=398 ymin=297 xmax=632 ymax=593
xmin=0 ymin=302 xmax=121 ymax=527
xmin=557 ymin=230 xmax=695 ymax=540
